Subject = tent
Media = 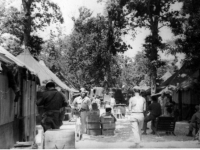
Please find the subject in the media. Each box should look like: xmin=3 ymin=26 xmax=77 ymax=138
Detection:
xmin=38 ymin=60 xmax=78 ymax=93
xmin=0 ymin=46 xmax=35 ymax=74
xmin=17 ymin=49 xmax=71 ymax=91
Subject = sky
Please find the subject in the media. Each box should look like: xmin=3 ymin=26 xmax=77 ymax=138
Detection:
xmin=10 ymin=0 xmax=184 ymax=67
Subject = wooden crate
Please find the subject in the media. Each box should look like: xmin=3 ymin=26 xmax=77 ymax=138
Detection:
xmin=86 ymin=113 xmax=100 ymax=123
xmin=102 ymin=123 xmax=115 ymax=130
xmin=88 ymin=110 xmax=100 ymax=116
xmin=87 ymin=129 xmax=101 ymax=136
xmin=87 ymin=122 xmax=101 ymax=129
xmin=102 ymin=129 xmax=115 ymax=136
xmin=100 ymin=116 xmax=115 ymax=123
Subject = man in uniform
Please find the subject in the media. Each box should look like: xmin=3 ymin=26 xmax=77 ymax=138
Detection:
xmin=142 ymin=96 xmax=161 ymax=135
xmin=71 ymin=88 xmax=91 ymax=140
xmin=129 ymin=88 xmax=146 ymax=148
xmin=186 ymin=105 xmax=200 ymax=137
xmin=36 ymin=81 xmax=68 ymax=132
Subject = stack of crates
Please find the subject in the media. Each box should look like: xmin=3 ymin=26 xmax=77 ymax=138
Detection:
xmin=86 ymin=110 xmax=101 ymax=136
xmin=101 ymin=116 xmax=115 ymax=136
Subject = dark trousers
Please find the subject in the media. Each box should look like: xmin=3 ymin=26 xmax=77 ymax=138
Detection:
xmin=143 ymin=114 xmax=156 ymax=133
xmin=41 ymin=111 xmax=61 ymax=132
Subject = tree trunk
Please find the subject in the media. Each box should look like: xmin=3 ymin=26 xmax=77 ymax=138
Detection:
xmin=22 ymin=0 xmax=32 ymax=47
xmin=150 ymin=29 xmax=158 ymax=95
xmin=149 ymin=0 xmax=161 ymax=95
xmin=105 ymin=10 xmax=113 ymax=91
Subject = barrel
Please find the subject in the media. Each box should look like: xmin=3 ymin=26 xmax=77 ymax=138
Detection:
xmin=101 ymin=116 xmax=115 ymax=136
xmin=44 ymin=129 xmax=75 ymax=149
xmin=86 ymin=110 xmax=101 ymax=136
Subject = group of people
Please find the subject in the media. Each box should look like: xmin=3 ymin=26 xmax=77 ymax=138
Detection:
xmin=37 ymin=83 xmax=116 ymax=141
xmin=36 ymin=82 xmax=200 ymax=147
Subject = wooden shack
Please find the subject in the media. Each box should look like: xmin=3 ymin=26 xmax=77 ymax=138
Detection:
xmin=0 ymin=46 xmax=38 ymax=148
xmin=161 ymin=64 xmax=200 ymax=120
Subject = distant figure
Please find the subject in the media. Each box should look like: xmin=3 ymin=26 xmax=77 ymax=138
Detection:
xmin=129 ymin=88 xmax=146 ymax=148
xmin=171 ymin=101 xmax=180 ymax=121
xmin=109 ymin=91 xmax=116 ymax=113
xmin=92 ymin=95 xmax=101 ymax=110
xmin=36 ymin=82 xmax=68 ymax=132
xmin=163 ymin=95 xmax=173 ymax=116
xmin=186 ymin=105 xmax=200 ymax=137
xmin=158 ymin=92 xmax=165 ymax=115
xmin=142 ymin=96 xmax=161 ymax=135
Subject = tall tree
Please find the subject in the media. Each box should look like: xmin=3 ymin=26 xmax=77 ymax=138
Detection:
xmin=98 ymin=0 xmax=131 ymax=90
xmin=116 ymin=0 xmax=180 ymax=94
xmin=21 ymin=0 xmax=63 ymax=53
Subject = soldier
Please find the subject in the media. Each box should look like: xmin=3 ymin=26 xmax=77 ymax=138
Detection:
xmin=36 ymin=81 xmax=68 ymax=132
xmin=129 ymin=88 xmax=146 ymax=148
xmin=71 ymin=88 xmax=91 ymax=140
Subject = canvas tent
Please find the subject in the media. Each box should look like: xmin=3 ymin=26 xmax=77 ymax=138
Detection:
xmin=0 ymin=46 xmax=35 ymax=74
xmin=17 ymin=49 xmax=72 ymax=91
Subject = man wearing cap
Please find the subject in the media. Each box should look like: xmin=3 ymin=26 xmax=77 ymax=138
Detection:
xmin=100 ymin=104 xmax=117 ymax=122
xmin=72 ymin=88 xmax=91 ymax=139
xmin=129 ymin=88 xmax=146 ymax=148
xmin=36 ymin=81 xmax=68 ymax=132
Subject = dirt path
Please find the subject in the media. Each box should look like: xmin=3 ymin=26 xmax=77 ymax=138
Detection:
xmin=74 ymin=119 xmax=200 ymax=148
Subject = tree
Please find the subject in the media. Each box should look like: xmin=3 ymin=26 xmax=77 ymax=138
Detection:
xmin=118 ymin=51 xmax=150 ymax=90
xmin=0 ymin=0 xmax=62 ymax=55
xmin=41 ymin=7 xmax=126 ymax=90
xmin=98 ymin=0 xmax=131 ymax=91
xmin=117 ymin=0 xmax=180 ymax=94
xmin=21 ymin=0 xmax=63 ymax=49
xmin=169 ymin=0 xmax=200 ymax=68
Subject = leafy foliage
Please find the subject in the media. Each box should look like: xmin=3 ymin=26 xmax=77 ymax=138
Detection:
xmin=170 ymin=0 xmax=200 ymax=68
xmin=115 ymin=0 xmax=181 ymax=94
xmin=0 ymin=0 xmax=63 ymax=56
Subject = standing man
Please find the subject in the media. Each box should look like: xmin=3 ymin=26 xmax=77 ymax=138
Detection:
xmin=129 ymin=88 xmax=146 ymax=148
xmin=158 ymin=92 xmax=165 ymax=115
xmin=36 ymin=81 xmax=68 ymax=132
xmin=142 ymin=96 xmax=161 ymax=135
xmin=71 ymin=88 xmax=91 ymax=140
xmin=109 ymin=91 xmax=116 ymax=113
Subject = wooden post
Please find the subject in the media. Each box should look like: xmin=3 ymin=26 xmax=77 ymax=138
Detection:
xmin=178 ymin=90 xmax=182 ymax=121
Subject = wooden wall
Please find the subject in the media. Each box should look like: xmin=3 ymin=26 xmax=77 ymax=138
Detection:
xmin=0 ymin=73 xmax=37 ymax=149
xmin=22 ymin=80 xmax=36 ymax=142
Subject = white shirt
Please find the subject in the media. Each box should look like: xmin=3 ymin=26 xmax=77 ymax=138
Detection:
xmin=110 ymin=97 xmax=116 ymax=107
xmin=129 ymin=95 xmax=146 ymax=113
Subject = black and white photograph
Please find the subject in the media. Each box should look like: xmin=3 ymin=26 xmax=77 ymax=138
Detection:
xmin=0 ymin=0 xmax=200 ymax=149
